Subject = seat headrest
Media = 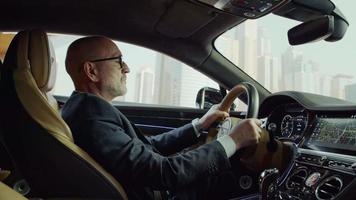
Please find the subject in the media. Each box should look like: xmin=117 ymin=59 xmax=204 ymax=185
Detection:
xmin=3 ymin=30 xmax=57 ymax=93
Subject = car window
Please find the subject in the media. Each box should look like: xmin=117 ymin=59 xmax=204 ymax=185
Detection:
xmin=0 ymin=33 xmax=247 ymax=111
xmin=48 ymin=34 xmax=244 ymax=110
xmin=49 ymin=34 xmax=222 ymax=108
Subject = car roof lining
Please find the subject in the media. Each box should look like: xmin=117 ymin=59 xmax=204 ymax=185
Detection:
xmin=0 ymin=0 xmax=245 ymax=66
xmin=1 ymin=0 xmax=270 ymax=103
xmin=155 ymin=0 xmax=218 ymax=38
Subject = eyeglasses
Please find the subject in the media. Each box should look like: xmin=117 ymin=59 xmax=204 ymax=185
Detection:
xmin=89 ymin=56 xmax=124 ymax=69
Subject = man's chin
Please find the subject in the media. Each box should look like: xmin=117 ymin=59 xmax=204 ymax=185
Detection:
xmin=118 ymin=87 xmax=127 ymax=96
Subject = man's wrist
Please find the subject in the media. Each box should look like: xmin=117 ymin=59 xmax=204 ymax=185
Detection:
xmin=192 ymin=118 xmax=203 ymax=137
xmin=217 ymin=135 xmax=237 ymax=158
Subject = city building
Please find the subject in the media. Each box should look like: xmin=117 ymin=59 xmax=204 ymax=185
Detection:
xmin=256 ymin=26 xmax=280 ymax=92
xmin=257 ymin=56 xmax=280 ymax=92
xmin=154 ymin=54 xmax=182 ymax=106
xmin=345 ymin=83 xmax=356 ymax=103
xmin=233 ymin=20 xmax=258 ymax=77
xmin=179 ymin=65 xmax=218 ymax=108
xmin=331 ymin=74 xmax=354 ymax=99
xmin=281 ymin=47 xmax=304 ymax=91
xmin=135 ymin=67 xmax=154 ymax=104
xmin=215 ymin=36 xmax=240 ymax=64
xmin=293 ymin=60 xmax=320 ymax=93
xmin=319 ymin=75 xmax=332 ymax=96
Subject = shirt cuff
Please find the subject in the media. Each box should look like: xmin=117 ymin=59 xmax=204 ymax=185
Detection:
xmin=217 ymin=135 xmax=237 ymax=158
xmin=191 ymin=118 xmax=202 ymax=137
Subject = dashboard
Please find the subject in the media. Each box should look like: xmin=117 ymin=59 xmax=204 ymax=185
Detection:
xmin=266 ymin=103 xmax=309 ymax=141
xmin=258 ymin=92 xmax=356 ymax=200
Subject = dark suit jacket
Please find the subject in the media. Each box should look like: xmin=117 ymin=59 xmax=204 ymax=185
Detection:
xmin=61 ymin=92 xmax=231 ymax=200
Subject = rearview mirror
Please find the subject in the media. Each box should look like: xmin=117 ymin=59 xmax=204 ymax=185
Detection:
xmin=196 ymin=87 xmax=236 ymax=110
xmin=196 ymin=87 xmax=223 ymax=109
xmin=288 ymin=15 xmax=334 ymax=45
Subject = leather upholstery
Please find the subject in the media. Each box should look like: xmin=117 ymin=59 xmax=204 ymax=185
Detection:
xmin=7 ymin=30 xmax=56 ymax=93
xmin=0 ymin=182 xmax=28 ymax=200
xmin=1 ymin=30 xmax=127 ymax=199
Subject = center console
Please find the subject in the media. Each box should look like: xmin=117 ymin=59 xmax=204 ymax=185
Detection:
xmin=263 ymin=116 xmax=356 ymax=200
xmin=275 ymin=149 xmax=356 ymax=200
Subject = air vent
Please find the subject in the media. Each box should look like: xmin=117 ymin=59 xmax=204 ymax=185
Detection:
xmin=316 ymin=176 xmax=343 ymax=200
xmin=286 ymin=168 xmax=308 ymax=189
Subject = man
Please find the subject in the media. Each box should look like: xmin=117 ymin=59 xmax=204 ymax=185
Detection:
xmin=62 ymin=36 xmax=262 ymax=200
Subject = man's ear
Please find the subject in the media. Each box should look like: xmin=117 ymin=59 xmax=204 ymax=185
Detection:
xmin=83 ymin=61 xmax=99 ymax=82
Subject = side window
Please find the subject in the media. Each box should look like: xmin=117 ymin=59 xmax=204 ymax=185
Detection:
xmin=111 ymin=42 xmax=219 ymax=108
xmin=0 ymin=33 xmax=247 ymax=111
xmin=49 ymin=34 xmax=78 ymax=96
xmin=47 ymin=34 xmax=247 ymax=111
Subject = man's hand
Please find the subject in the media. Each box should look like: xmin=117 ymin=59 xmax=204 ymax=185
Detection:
xmin=199 ymin=104 xmax=229 ymax=130
xmin=228 ymin=119 xmax=261 ymax=150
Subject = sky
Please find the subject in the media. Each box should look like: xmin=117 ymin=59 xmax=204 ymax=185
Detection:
xmin=257 ymin=0 xmax=355 ymax=76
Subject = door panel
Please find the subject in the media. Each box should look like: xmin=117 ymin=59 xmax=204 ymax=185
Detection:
xmin=56 ymin=95 xmax=246 ymax=136
xmin=114 ymin=104 xmax=246 ymax=136
xmin=114 ymin=105 xmax=205 ymax=136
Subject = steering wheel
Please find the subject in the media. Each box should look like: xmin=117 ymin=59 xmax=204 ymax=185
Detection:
xmin=219 ymin=82 xmax=259 ymax=118
xmin=215 ymin=82 xmax=259 ymax=138
xmin=212 ymin=82 xmax=295 ymax=173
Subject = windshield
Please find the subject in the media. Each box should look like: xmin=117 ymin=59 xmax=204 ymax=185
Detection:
xmin=215 ymin=0 xmax=356 ymax=103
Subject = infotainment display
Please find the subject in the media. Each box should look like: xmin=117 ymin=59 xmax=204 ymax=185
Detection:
xmin=306 ymin=118 xmax=356 ymax=152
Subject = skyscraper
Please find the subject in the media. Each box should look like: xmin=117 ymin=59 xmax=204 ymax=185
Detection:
xmin=179 ymin=65 xmax=218 ymax=108
xmin=345 ymin=83 xmax=356 ymax=103
xmin=294 ymin=60 xmax=320 ymax=93
xmin=319 ymin=75 xmax=332 ymax=96
xmin=331 ymin=74 xmax=353 ymax=99
xmin=135 ymin=67 xmax=154 ymax=104
xmin=154 ymin=54 xmax=182 ymax=106
xmin=256 ymin=26 xmax=280 ymax=92
xmin=233 ymin=20 xmax=258 ymax=77
xmin=215 ymin=35 xmax=240 ymax=65
xmin=257 ymin=27 xmax=271 ymax=56
xmin=257 ymin=55 xmax=280 ymax=92
xmin=281 ymin=47 xmax=304 ymax=91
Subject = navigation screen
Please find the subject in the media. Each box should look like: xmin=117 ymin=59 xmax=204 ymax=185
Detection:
xmin=307 ymin=118 xmax=356 ymax=151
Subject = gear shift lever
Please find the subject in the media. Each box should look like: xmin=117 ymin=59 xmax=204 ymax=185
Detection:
xmin=259 ymin=168 xmax=279 ymax=200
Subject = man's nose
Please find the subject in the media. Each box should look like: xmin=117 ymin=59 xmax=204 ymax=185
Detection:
xmin=122 ymin=62 xmax=130 ymax=73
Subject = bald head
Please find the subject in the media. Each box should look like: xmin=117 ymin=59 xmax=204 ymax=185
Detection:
xmin=65 ymin=36 xmax=128 ymax=101
xmin=65 ymin=36 xmax=114 ymax=81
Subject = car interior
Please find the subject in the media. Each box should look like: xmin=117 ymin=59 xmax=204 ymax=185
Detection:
xmin=0 ymin=0 xmax=355 ymax=200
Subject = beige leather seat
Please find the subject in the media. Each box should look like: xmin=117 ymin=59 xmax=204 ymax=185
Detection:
xmin=0 ymin=30 xmax=127 ymax=199
xmin=0 ymin=181 xmax=28 ymax=200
